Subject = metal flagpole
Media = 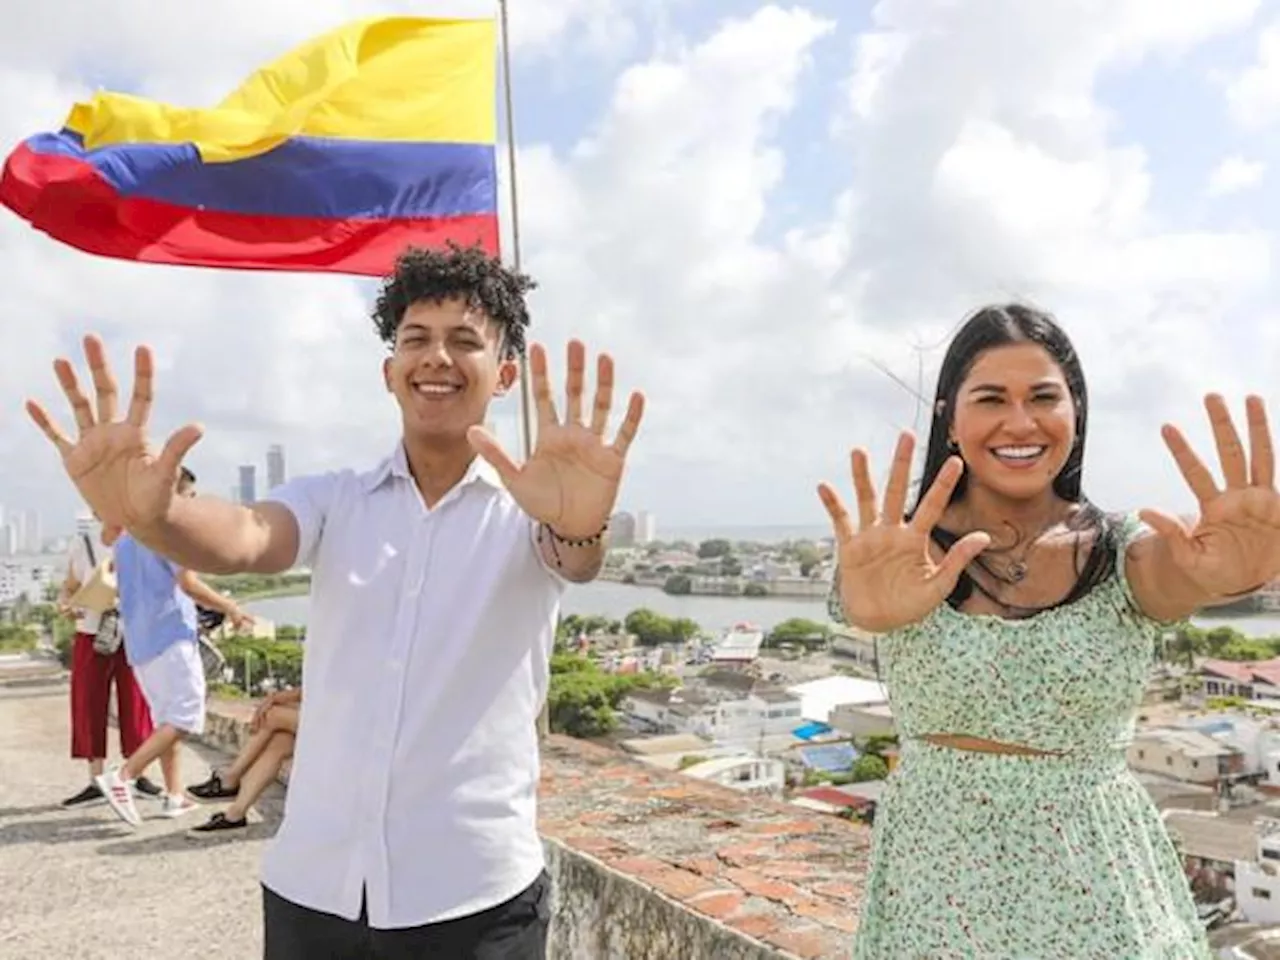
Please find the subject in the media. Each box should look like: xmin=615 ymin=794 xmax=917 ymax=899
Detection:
xmin=496 ymin=0 xmax=551 ymax=740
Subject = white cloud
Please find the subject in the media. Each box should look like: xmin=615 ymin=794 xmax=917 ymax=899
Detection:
xmin=1228 ymin=20 xmax=1280 ymax=128
xmin=0 ymin=0 xmax=1275 ymax=534
xmin=1207 ymin=155 xmax=1267 ymax=195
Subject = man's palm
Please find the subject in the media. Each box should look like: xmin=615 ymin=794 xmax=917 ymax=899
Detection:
xmin=27 ymin=336 xmax=203 ymax=531
xmin=468 ymin=340 xmax=643 ymax=537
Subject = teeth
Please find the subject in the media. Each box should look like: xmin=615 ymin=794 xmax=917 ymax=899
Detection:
xmin=415 ymin=383 xmax=457 ymax=394
xmin=993 ymin=445 xmax=1045 ymax=460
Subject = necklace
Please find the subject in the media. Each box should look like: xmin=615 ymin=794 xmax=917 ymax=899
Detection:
xmin=981 ymin=513 xmax=1067 ymax=585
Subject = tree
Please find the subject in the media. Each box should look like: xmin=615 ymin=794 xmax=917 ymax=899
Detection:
xmin=767 ymin=618 xmax=831 ymax=648
xmin=792 ymin=543 xmax=822 ymax=577
xmin=850 ymin=754 xmax=889 ymax=782
xmin=663 ymin=574 xmax=692 ymax=596
xmin=720 ymin=556 xmax=743 ymax=577
xmin=624 ymin=608 xmax=699 ymax=645
xmin=547 ymin=652 xmax=676 ymax=738
xmin=697 ymin=539 xmax=732 ymax=559
xmin=743 ymin=582 xmax=768 ymax=597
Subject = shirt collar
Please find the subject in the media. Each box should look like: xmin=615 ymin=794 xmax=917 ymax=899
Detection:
xmin=361 ymin=443 xmax=504 ymax=495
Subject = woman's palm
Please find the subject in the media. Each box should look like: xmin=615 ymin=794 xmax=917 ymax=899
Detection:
xmin=819 ymin=434 xmax=990 ymax=633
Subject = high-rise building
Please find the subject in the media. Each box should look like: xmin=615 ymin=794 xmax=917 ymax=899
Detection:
xmin=609 ymin=511 xmax=637 ymax=547
xmin=635 ymin=511 xmax=657 ymax=544
xmin=23 ymin=510 xmax=42 ymax=553
xmin=238 ymin=465 xmax=257 ymax=505
xmin=267 ymin=444 xmax=286 ymax=491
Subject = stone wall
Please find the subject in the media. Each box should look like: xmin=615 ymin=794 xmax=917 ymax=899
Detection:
xmin=202 ymin=700 xmax=868 ymax=959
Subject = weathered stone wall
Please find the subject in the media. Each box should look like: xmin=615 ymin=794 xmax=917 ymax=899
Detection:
xmin=202 ymin=699 xmax=866 ymax=959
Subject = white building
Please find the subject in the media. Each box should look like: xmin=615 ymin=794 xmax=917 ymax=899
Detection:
xmin=1236 ymin=819 xmax=1280 ymax=925
xmin=622 ymin=684 xmax=803 ymax=749
xmin=681 ymin=755 xmax=787 ymax=798
xmin=635 ymin=511 xmax=657 ymax=544
xmin=788 ymin=675 xmax=889 ymax=725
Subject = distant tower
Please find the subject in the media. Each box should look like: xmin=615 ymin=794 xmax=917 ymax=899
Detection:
xmin=635 ymin=511 xmax=657 ymax=544
xmin=267 ymin=444 xmax=286 ymax=491
xmin=238 ymin=465 xmax=257 ymax=505
xmin=609 ymin=512 xmax=637 ymax=547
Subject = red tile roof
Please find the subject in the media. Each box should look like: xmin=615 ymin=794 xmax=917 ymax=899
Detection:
xmin=1200 ymin=658 xmax=1280 ymax=686
xmin=797 ymin=786 xmax=872 ymax=809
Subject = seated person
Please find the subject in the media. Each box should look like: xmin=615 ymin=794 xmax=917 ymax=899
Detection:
xmin=187 ymin=686 xmax=300 ymax=835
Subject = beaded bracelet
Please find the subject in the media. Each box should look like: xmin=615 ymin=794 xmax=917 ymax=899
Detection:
xmin=544 ymin=522 xmax=609 ymax=548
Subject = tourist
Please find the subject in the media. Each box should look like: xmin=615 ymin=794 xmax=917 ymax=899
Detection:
xmin=187 ymin=685 xmax=300 ymax=836
xmin=56 ymin=515 xmax=162 ymax=806
xmin=820 ymin=303 xmax=1279 ymax=958
xmin=26 ymin=244 xmax=645 ymax=959
xmin=93 ymin=468 xmax=254 ymax=825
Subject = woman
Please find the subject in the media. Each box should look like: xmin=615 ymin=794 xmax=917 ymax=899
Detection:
xmin=821 ymin=304 xmax=1280 ymax=958
xmin=187 ymin=686 xmax=300 ymax=836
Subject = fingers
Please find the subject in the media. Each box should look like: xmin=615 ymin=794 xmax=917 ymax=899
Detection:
xmin=156 ymin=424 xmax=204 ymax=479
xmin=851 ymin=449 xmax=877 ymax=531
xmin=527 ymin=343 xmax=559 ymax=431
xmin=54 ymin=357 xmax=95 ymax=434
xmin=25 ymin=400 xmax=73 ymax=456
xmin=1206 ymin=394 xmax=1248 ymax=490
xmin=611 ymin=391 xmax=645 ymax=458
xmin=910 ymin=456 xmax=964 ymax=533
xmin=932 ymin=530 xmax=991 ymax=590
xmin=817 ymin=482 xmax=855 ymax=544
xmin=564 ymin=339 xmax=586 ymax=426
xmin=126 ymin=346 xmax=155 ymax=429
xmin=1161 ymin=423 xmax=1220 ymax=506
xmin=1247 ymin=395 xmax=1275 ymax=490
xmin=880 ymin=433 xmax=916 ymax=523
xmin=84 ymin=335 xmax=120 ymax=424
xmin=466 ymin=424 xmax=521 ymax=485
xmin=589 ymin=352 xmax=615 ymax=437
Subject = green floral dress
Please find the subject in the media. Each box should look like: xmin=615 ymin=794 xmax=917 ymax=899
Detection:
xmin=829 ymin=515 xmax=1211 ymax=959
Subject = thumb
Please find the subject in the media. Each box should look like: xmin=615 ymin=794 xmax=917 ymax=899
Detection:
xmin=931 ymin=531 xmax=991 ymax=592
xmin=1138 ymin=508 xmax=1197 ymax=566
xmin=467 ymin=425 xmax=521 ymax=486
xmin=156 ymin=423 xmax=204 ymax=478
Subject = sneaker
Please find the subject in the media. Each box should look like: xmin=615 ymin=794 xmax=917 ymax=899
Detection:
xmin=159 ymin=794 xmax=199 ymax=819
xmin=187 ymin=771 xmax=238 ymax=801
xmin=94 ymin=767 xmax=141 ymax=827
xmin=134 ymin=776 xmax=164 ymax=798
xmin=188 ymin=812 xmax=248 ymax=837
xmin=60 ymin=783 xmax=104 ymax=808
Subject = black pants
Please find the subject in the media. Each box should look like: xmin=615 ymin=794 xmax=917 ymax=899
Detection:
xmin=262 ymin=872 xmax=551 ymax=959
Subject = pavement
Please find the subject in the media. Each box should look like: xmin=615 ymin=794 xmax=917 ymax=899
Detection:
xmin=0 ymin=686 xmax=282 ymax=959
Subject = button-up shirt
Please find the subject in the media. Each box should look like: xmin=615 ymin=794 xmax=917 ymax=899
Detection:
xmin=260 ymin=445 xmax=563 ymax=928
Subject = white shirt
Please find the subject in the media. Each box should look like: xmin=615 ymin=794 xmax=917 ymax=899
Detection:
xmin=66 ymin=530 xmax=110 ymax=634
xmin=260 ymin=445 xmax=564 ymax=929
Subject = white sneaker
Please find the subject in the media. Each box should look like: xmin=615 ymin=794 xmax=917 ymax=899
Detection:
xmin=159 ymin=794 xmax=198 ymax=819
xmin=94 ymin=767 xmax=141 ymax=827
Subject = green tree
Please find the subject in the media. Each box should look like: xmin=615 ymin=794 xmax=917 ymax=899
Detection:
xmin=697 ymin=539 xmax=732 ymax=559
xmin=743 ymin=582 xmax=768 ymax=597
xmin=720 ymin=556 xmax=743 ymax=577
xmin=792 ymin=543 xmax=822 ymax=577
xmin=767 ymin=618 xmax=831 ymax=648
xmin=663 ymin=574 xmax=692 ymax=596
xmin=547 ymin=652 xmax=675 ymax=738
xmin=850 ymin=754 xmax=889 ymax=782
xmin=624 ymin=608 xmax=699 ymax=646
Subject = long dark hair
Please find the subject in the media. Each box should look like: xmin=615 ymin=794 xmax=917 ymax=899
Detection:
xmin=912 ymin=303 xmax=1116 ymax=612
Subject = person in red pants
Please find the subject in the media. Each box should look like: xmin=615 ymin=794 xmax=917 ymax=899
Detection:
xmin=58 ymin=517 xmax=162 ymax=807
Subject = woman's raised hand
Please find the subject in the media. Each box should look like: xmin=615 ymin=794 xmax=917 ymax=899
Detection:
xmin=818 ymin=434 xmax=991 ymax=632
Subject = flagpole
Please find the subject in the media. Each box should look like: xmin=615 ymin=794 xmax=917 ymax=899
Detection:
xmin=497 ymin=0 xmax=551 ymax=741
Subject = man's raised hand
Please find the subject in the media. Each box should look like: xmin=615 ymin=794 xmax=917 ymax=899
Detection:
xmin=26 ymin=335 xmax=203 ymax=533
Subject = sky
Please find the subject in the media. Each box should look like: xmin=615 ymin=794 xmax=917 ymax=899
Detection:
xmin=0 ymin=0 xmax=1277 ymax=535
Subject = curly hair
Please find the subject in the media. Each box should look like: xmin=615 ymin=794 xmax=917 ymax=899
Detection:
xmin=371 ymin=243 xmax=536 ymax=359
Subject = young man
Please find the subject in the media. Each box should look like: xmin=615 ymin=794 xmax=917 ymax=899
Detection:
xmin=96 ymin=468 xmax=254 ymax=825
xmin=57 ymin=515 xmax=162 ymax=806
xmin=28 ymin=245 xmax=644 ymax=959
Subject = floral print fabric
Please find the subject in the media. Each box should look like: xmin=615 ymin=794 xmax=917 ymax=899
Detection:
xmin=831 ymin=515 xmax=1211 ymax=958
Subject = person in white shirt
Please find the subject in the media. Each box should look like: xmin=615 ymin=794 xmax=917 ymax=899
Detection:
xmin=28 ymin=245 xmax=645 ymax=960
xmin=55 ymin=516 xmax=163 ymax=806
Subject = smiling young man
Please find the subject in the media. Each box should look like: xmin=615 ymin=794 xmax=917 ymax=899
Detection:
xmin=28 ymin=245 xmax=645 ymax=960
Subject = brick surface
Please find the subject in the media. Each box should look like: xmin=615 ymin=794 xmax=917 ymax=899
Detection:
xmin=537 ymin=734 xmax=869 ymax=958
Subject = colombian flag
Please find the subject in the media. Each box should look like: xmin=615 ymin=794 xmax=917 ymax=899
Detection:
xmin=0 ymin=17 xmax=499 ymax=276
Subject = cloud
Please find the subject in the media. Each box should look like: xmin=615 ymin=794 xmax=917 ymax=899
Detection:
xmin=0 ymin=0 xmax=1275 ymax=537
xmin=1207 ymin=155 xmax=1267 ymax=196
xmin=1228 ymin=19 xmax=1280 ymax=128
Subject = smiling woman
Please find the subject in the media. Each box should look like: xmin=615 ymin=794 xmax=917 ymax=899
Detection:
xmin=812 ymin=303 xmax=1280 ymax=958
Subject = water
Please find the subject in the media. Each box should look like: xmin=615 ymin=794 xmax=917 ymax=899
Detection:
xmin=245 ymin=581 xmax=1280 ymax=638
